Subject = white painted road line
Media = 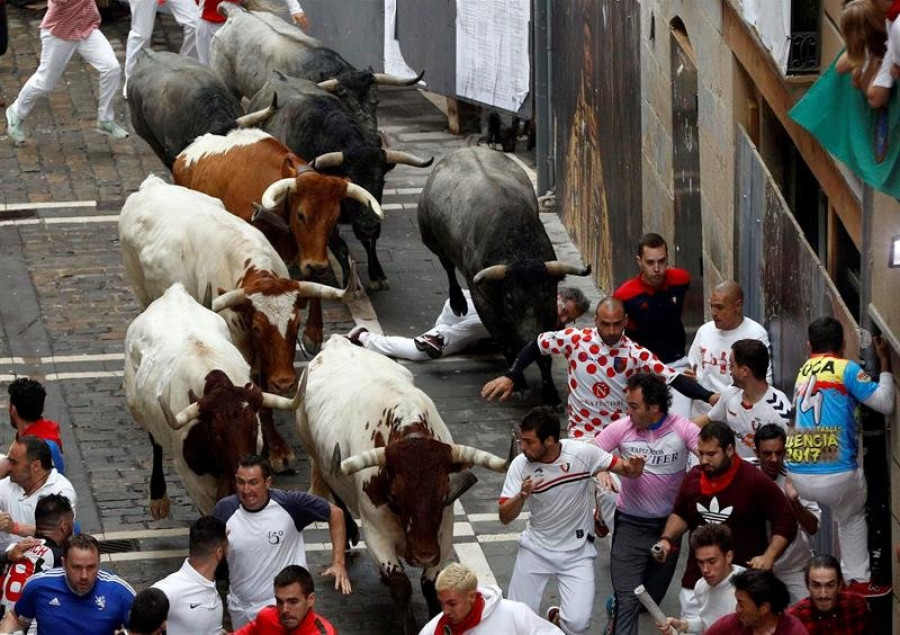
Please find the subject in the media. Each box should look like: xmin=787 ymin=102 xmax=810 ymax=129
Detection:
xmin=0 ymin=215 xmax=120 ymax=227
xmin=454 ymin=543 xmax=498 ymax=586
xmin=96 ymin=527 xmax=189 ymax=542
xmin=1 ymin=200 xmax=96 ymax=212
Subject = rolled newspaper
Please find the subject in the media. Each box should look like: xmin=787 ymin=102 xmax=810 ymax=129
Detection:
xmin=634 ymin=584 xmax=677 ymax=635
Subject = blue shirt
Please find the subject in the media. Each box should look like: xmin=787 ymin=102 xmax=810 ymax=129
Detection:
xmin=15 ymin=568 xmax=134 ymax=634
xmin=788 ymin=355 xmax=879 ymax=474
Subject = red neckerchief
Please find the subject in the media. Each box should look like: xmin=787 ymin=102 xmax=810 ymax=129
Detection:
xmin=700 ymin=456 xmax=742 ymax=496
xmin=435 ymin=593 xmax=485 ymax=635
xmin=888 ymin=0 xmax=900 ymax=21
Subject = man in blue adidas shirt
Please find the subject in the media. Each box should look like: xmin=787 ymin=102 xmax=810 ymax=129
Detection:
xmin=0 ymin=534 xmax=134 ymax=634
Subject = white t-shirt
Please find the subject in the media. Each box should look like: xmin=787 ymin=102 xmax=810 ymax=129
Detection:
xmin=686 ymin=565 xmax=746 ymax=633
xmin=213 ymin=489 xmax=330 ymax=622
xmin=536 ymin=330 xmax=678 ymax=439
xmin=771 ymin=472 xmax=819 ymax=576
xmin=500 ymin=440 xmax=616 ymax=552
xmin=419 ymin=585 xmax=563 ymax=634
xmin=0 ymin=470 xmax=77 ymax=551
xmin=707 ymin=385 xmax=791 ymax=458
xmin=152 ymin=559 xmax=223 ymax=635
xmin=688 ymin=318 xmax=771 ymax=416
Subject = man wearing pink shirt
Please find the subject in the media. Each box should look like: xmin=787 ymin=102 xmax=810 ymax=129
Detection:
xmin=5 ymin=0 xmax=127 ymax=144
xmin=594 ymin=373 xmax=700 ymax=635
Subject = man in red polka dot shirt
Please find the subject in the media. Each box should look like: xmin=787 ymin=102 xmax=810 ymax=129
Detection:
xmin=483 ymin=297 xmax=717 ymax=440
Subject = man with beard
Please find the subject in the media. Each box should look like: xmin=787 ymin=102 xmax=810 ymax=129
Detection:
xmin=651 ymin=422 xmax=797 ymax=621
xmin=786 ymin=555 xmax=871 ymax=634
xmin=232 ymin=565 xmax=335 ymax=635
xmin=482 ymin=297 xmax=716 ymax=439
xmin=0 ymin=534 xmax=134 ymax=634
xmin=499 ymin=406 xmax=644 ymax=635
xmin=753 ymin=424 xmax=820 ymax=604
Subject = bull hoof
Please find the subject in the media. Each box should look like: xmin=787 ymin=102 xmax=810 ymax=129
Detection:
xmin=269 ymin=448 xmax=297 ymax=474
xmin=365 ymin=278 xmax=390 ymax=292
xmin=150 ymin=496 xmax=170 ymax=520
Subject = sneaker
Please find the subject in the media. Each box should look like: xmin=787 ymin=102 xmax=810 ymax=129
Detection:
xmin=546 ymin=606 xmax=561 ymax=627
xmin=414 ymin=333 xmax=444 ymax=359
xmin=6 ymin=108 xmax=26 ymax=145
xmin=347 ymin=325 xmax=369 ymax=347
xmin=846 ymin=580 xmax=892 ymax=597
xmin=97 ymin=119 xmax=129 ymax=140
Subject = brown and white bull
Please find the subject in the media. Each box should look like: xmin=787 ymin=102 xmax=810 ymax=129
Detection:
xmin=124 ymin=283 xmax=305 ymax=518
xmin=295 ymin=335 xmax=512 ymax=633
xmin=172 ymin=128 xmax=381 ymax=354
xmin=120 ymin=175 xmax=353 ymax=471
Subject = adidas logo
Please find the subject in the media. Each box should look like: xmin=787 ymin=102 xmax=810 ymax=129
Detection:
xmin=49 ymin=597 xmax=60 ymax=607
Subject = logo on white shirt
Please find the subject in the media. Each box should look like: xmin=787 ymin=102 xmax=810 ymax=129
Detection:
xmin=697 ymin=497 xmax=733 ymax=524
xmin=268 ymin=530 xmax=284 ymax=545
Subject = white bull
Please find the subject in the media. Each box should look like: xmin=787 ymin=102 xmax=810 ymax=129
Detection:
xmin=124 ymin=283 xmax=302 ymax=518
xmin=295 ymin=335 xmax=511 ymax=634
xmin=119 ymin=174 xmax=353 ymax=471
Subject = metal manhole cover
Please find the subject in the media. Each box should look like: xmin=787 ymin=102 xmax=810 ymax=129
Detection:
xmin=98 ymin=539 xmax=139 ymax=555
xmin=0 ymin=209 xmax=37 ymax=221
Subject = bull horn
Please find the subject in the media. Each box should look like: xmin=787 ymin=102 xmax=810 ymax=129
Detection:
xmin=235 ymin=92 xmax=279 ymax=128
xmin=201 ymin=282 xmax=213 ymax=310
xmin=344 ymin=183 xmax=384 ymax=220
xmin=309 ymin=151 xmax=345 ymax=171
xmin=251 ymin=203 xmax=291 ymax=234
xmin=317 ymin=78 xmax=339 ymax=92
xmin=544 ymin=261 xmax=592 ymax=277
xmin=473 ymin=264 xmax=508 ymax=284
xmin=383 ymin=150 xmax=434 ymax=168
xmin=158 ymin=394 xmax=200 ymax=431
xmin=373 ymin=69 xmax=425 ymax=86
xmin=340 ymin=447 xmax=387 ymax=476
xmin=296 ymin=261 xmax=358 ymax=302
xmin=212 ymin=288 xmax=248 ymax=312
xmin=444 ymin=470 xmax=478 ymax=507
xmin=449 ymin=444 xmax=509 ymax=472
xmin=261 ymin=368 xmax=308 ymax=411
xmin=261 ymin=178 xmax=296 ymax=210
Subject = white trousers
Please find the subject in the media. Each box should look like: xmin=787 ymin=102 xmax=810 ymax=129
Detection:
xmin=125 ymin=0 xmax=199 ymax=78
xmin=776 ymin=568 xmax=808 ymax=606
xmin=360 ymin=331 xmax=431 ymax=361
xmin=11 ymin=28 xmax=121 ymax=122
xmin=508 ymin=541 xmax=596 ymax=635
xmin=196 ymin=19 xmax=223 ymax=66
xmin=790 ymin=468 xmax=870 ymax=583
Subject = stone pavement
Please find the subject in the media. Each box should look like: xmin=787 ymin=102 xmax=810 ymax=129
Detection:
xmin=0 ymin=7 xmax=686 ymax=632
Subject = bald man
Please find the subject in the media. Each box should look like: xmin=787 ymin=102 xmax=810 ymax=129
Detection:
xmin=687 ymin=282 xmax=771 ymax=417
xmin=483 ymin=297 xmax=716 ymax=440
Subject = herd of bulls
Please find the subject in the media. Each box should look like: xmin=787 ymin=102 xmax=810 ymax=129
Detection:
xmin=113 ymin=6 xmax=590 ymax=630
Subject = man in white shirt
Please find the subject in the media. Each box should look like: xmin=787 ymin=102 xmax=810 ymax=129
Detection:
xmin=499 ymin=406 xmax=644 ymax=635
xmin=152 ymin=515 xmax=227 ymax=634
xmin=213 ymin=455 xmax=350 ymax=628
xmin=754 ymin=424 xmax=820 ymax=604
xmin=420 ymin=562 xmax=563 ymax=635
xmin=688 ymin=282 xmax=771 ymax=417
xmin=656 ymin=524 xmax=745 ymax=634
xmin=693 ymin=339 xmax=790 ymax=458
xmin=0 ymin=436 xmax=76 ymax=551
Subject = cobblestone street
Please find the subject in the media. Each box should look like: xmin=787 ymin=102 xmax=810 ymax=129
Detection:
xmin=0 ymin=7 xmax=685 ymax=631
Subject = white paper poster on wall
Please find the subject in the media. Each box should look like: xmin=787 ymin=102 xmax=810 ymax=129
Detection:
xmin=455 ymin=0 xmax=530 ymax=112
xmin=384 ymin=0 xmax=422 ymax=81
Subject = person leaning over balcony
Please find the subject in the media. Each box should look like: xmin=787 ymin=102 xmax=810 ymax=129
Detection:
xmin=836 ymin=0 xmax=894 ymax=109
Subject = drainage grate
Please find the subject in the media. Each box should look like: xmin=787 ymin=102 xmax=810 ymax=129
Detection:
xmin=98 ymin=539 xmax=139 ymax=555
